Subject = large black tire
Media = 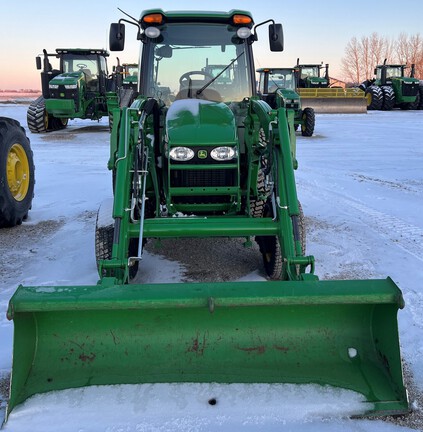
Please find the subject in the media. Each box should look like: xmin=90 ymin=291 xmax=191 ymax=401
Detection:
xmin=381 ymin=86 xmax=395 ymax=111
xmin=365 ymin=86 xmax=383 ymax=110
xmin=419 ymin=84 xmax=423 ymax=109
xmin=0 ymin=117 xmax=35 ymax=227
xmin=301 ymin=107 xmax=315 ymax=137
xmin=27 ymin=96 xmax=49 ymax=133
xmin=408 ymin=92 xmax=420 ymax=110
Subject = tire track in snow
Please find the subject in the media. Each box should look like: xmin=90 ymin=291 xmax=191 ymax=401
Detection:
xmin=342 ymin=199 xmax=423 ymax=262
xmin=298 ymin=178 xmax=423 ymax=262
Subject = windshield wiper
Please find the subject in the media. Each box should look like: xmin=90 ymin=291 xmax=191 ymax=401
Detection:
xmin=196 ymin=51 xmax=245 ymax=96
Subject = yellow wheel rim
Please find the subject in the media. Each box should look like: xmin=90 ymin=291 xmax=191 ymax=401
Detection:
xmin=366 ymin=92 xmax=372 ymax=105
xmin=6 ymin=143 xmax=30 ymax=201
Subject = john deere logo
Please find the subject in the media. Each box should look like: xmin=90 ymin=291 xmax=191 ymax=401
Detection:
xmin=198 ymin=150 xmax=207 ymax=159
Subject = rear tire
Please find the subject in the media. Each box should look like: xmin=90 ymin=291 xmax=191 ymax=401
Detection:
xmin=301 ymin=107 xmax=315 ymax=137
xmin=0 ymin=117 xmax=35 ymax=227
xmin=365 ymin=86 xmax=383 ymax=110
xmin=51 ymin=117 xmax=69 ymax=130
xmin=408 ymin=92 xmax=420 ymax=110
xmin=381 ymin=86 xmax=395 ymax=111
xmin=27 ymin=96 xmax=49 ymax=133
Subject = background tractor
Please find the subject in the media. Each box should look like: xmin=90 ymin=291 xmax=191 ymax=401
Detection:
xmin=6 ymin=8 xmax=408 ymax=421
xmin=294 ymin=60 xmax=367 ymax=113
xmin=0 ymin=117 xmax=34 ymax=227
xmin=27 ymin=48 xmax=114 ymax=133
xmin=360 ymin=60 xmax=421 ymax=110
xmin=257 ymin=67 xmax=315 ymax=136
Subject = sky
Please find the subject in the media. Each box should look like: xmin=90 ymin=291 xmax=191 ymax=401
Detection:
xmin=1 ymin=0 xmax=423 ymax=90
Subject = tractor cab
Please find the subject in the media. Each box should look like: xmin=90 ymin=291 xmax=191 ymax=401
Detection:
xmin=294 ymin=62 xmax=329 ymax=88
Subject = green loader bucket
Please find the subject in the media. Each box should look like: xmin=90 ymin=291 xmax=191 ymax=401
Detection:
xmin=6 ymin=278 xmax=408 ymax=418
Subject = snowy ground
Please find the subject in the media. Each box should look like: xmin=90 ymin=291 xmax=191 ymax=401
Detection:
xmin=0 ymin=103 xmax=422 ymax=431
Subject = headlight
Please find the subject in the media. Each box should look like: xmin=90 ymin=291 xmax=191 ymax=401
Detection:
xmin=237 ymin=27 xmax=251 ymax=39
xmin=210 ymin=146 xmax=237 ymax=161
xmin=145 ymin=26 xmax=161 ymax=38
xmin=49 ymin=84 xmax=59 ymax=89
xmin=64 ymin=84 xmax=78 ymax=89
xmin=169 ymin=146 xmax=194 ymax=161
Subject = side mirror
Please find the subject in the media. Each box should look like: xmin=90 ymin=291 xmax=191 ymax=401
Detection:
xmin=110 ymin=23 xmax=125 ymax=51
xmin=269 ymin=24 xmax=283 ymax=52
xmin=156 ymin=45 xmax=173 ymax=58
xmin=36 ymin=57 xmax=42 ymax=70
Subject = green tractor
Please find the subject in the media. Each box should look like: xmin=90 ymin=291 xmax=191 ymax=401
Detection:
xmin=0 ymin=117 xmax=34 ymax=227
xmin=27 ymin=48 xmax=113 ymax=133
xmin=6 ymin=9 xmax=408 ymax=420
xmin=294 ymin=60 xmax=367 ymax=113
xmin=360 ymin=60 xmax=421 ymax=110
xmin=257 ymin=67 xmax=315 ymax=136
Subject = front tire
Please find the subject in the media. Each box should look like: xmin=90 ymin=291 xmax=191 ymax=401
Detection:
xmin=381 ymin=86 xmax=395 ymax=111
xmin=0 ymin=117 xmax=35 ymax=227
xmin=301 ymin=107 xmax=315 ymax=137
xmin=27 ymin=96 xmax=49 ymax=133
xmin=365 ymin=86 xmax=383 ymax=110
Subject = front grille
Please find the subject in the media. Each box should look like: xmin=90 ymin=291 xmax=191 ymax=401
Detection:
xmin=402 ymin=82 xmax=418 ymax=97
xmin=173 ymin=195 xmax=232 ymax=205
xmin=170 ymin=169 xmax=237 ymax=187
xmin=49 ymin=86 xmax=79 ymax=110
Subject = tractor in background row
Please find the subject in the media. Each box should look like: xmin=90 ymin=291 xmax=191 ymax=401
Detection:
xmin=294 ymin=60 xmax=367 ymax=113
xmin=27 ymin=48 xmax=118 ymax=133
xmin=360 ymin=59 xmax=422 ymax=110
xmin=0 ymin=117 xmax=34 ymax=227
xmin=257 ymin=67 xmax=315 ymax=136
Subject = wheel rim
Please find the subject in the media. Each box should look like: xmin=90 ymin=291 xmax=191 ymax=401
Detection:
xmin=366 ymin=91 xmax=372 ymax=106
xmin=61 ymin=118 xmax=68 ymax=127
xmin=6 ymin=143 xmax=30 ymax=201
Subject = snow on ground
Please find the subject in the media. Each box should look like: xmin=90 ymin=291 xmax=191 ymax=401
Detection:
xmin=0 ymin=103 xmax=422 ymax=431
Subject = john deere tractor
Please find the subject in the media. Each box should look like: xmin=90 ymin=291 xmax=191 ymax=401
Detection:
xmin=0 ymin=117 xmax=34 ymax=227
xmin=294 ymin=60 xmax=366 ymax=113
xmin=257 ymin=67 xmax=315 ymax=136
xmin=6 ymin=9 xmax=408 ymax=420
xmin=360 ymin=60 xmax=421 ymax=110
xmin=27 ymin=48 xmax=114 ymax=133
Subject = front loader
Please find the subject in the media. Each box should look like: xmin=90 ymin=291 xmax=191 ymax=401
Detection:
xmin=295 ymin=60 xmax=367 ymax=113
xmin=6 ymin=9 xmax=408 ymax=421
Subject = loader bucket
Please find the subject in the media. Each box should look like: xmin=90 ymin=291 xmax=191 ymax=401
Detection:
xmin=6 ymin=277 xmax=408 ymax=418
xmin=298 ymin=88 xmax=367 ymax=113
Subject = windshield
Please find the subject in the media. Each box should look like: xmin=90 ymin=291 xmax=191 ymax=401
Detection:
xmin=377 ymin=66 xmax=403 ymax=79
xmin=61 ymin=54 xmax=100 ymax=77
xmin=267 ymin=70 xmax=296 ymax=92
xmin=141 ymin=23 xmax=253 ymax=104
xmin=300 ymin=66 xmax=320 ymax=78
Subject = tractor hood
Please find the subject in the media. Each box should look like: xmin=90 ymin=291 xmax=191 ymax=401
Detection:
xmin=166 ymin=99 xmax=237 ymax=145
xmin=48 ymin=72 xmax=84 ymax=87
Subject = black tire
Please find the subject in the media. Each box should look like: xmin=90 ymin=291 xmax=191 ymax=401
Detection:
xmin=0 ymin=117 xmax=35 ymax=227
xmin=27 ymin=96 xmax=49 ymax=133
xmin=95 ymin=198 xmax=114 ymax=274
xmin=255 ymin=199 xmax=306 ymax=280
xmin=51 ymin=117 xmax=69 ymax=131
xmin=381 ymin=86 xmax=395 ymax=111
xmin=365 ymin=86 xmax=383 ymax=110
xmin=301 ymin=107 xmax=315 ymax=137
xmin=408 ymin=92 xmax=420 ymax=110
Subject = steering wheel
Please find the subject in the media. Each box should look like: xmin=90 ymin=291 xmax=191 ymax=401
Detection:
xmin=179 ymin=71 xmax=214 ymax=87
xmin=76 ymin=63 xmax=88 ymax=70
